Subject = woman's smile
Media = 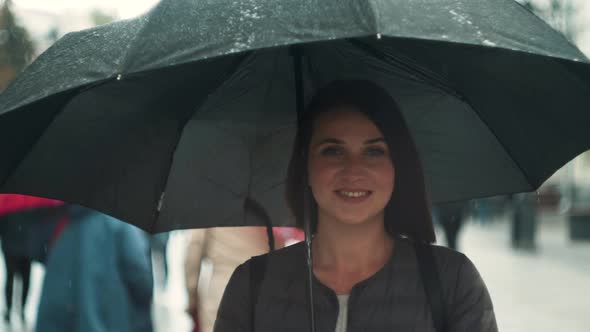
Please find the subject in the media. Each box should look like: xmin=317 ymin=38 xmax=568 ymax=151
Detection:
xmin=334 ymin=189 xmax=372 ymax=203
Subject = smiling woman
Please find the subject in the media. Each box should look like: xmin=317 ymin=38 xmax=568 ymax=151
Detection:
xmin=287 ymin=80 xmax=435 ymax=241
xmin=214 ymin=80 xmax=498 ymax=332
xmin=307 ymin=109 xmax=395 ymax=230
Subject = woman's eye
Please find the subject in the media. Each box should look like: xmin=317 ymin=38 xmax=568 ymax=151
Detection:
xmin=320 ymin=146 xmax=343 ymax=156
xmin=365 ymin=147 xmax=386 ymax=156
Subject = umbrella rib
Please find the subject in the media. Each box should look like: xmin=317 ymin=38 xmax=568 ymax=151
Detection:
xmin=1 ymin=77 xmax=130 ymax=191
xmin=0 ymin=92 xmax=80 ymax=190
xmin=349 ymin=39 xmax=464 ymax=100
xmin=245 ymin=51 xmax=284 ymax=206
xmin=152 ymin=53 xmax=253 ymax=231
xmin=351 ymin=38 xmax=536 ymax=189
xmin=116 ymin=7 xmax=157 ymax=73
xmin=464 ymin=108 xmax=535 ymax=188
xmin=256 ymin=180 xmax=285 ymax=197
xmin=198 ymin=174 xmax=243 ymax=198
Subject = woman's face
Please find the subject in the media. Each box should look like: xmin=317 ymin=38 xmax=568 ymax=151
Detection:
xmin=307 ymin=107 xmax=395 ymax=226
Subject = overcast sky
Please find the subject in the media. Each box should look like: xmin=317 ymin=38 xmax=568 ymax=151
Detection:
xmin=11 ymin=0 xmax=590 ymax=55
xmin=14 ymin=0 xmax=159 ymax=19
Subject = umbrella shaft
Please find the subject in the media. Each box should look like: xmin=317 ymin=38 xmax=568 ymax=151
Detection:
xmin=291 ymin=45 xmax=316 ymax=332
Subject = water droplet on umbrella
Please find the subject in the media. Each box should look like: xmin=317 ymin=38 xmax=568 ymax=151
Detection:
xmin=116 ymin=74 xmax=123 ymax=81
xmin=376 ymin=33 xmax=382 ymax=39
xmin=482 ymin=39 xmax=496 ymax=47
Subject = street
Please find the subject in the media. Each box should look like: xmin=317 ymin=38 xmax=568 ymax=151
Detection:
xmin=1 ymin=212 xmax=589 ymax=332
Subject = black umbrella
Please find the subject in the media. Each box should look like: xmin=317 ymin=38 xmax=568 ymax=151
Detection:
xmin=1 ymin=0 xmax=589 ymax=233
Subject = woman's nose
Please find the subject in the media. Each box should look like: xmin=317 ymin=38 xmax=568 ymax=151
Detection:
xmin=340 ymin=155 xmax=367 ymax=176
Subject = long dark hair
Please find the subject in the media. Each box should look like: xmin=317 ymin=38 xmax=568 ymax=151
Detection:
xmin=285 ymin=80 xmax=435 ymax=243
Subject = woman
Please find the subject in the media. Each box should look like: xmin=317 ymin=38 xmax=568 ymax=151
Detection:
xmin=214 ymin=80 xmax=497 ymax=331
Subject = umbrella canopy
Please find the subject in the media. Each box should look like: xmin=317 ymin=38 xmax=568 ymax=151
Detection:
xmin=1 ymin=0 xmax=590 ymax=233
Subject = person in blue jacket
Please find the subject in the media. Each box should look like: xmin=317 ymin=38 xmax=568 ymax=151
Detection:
xmin=35 ymin=205 xmax=154 ymax=332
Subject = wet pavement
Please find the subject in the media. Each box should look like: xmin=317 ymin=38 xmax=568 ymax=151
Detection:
xmin=458 ymin=212 xmax=590 ymax=332
xmin=1 ymin=212 xmax=589 ymax=332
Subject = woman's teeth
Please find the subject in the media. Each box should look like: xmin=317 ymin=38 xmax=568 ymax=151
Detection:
xmin=338 ymin=191 xmax=369 ymax=198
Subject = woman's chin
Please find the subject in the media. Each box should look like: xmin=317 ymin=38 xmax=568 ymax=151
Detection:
xmin=330 ymin=213 xmax=381 ymax=227
xmin=318 ymin=206 xmax=385 ymax=228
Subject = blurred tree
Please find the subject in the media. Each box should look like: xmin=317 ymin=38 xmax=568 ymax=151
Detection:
xmin=0 ymin=0 xmax=35 ymax=91
xmin=518 ymin=0 xmax=581 ymax=41
xmin=46 ymin=26 xmax=60 ymax=44
xmin=520 ymin=0 xmax=537 ymax=12
xmin=90 ymin=8 xmax=117 ymax=26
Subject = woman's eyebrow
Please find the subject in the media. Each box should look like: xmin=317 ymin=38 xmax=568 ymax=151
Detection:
xmin=364 ymin=137 xmax=385 ymax=144
xmin=314 ymin=137 xmax=385 ymax=146
xmin=315 ymin=138 xmax=344 ymax=146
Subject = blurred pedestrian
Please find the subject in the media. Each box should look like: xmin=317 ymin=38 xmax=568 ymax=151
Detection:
xmin=510 ymin=193 xmax=538 ymax=250
xmin=434 ymin=201 xmax=471 ymax=250
xmin=150 ymin=232 xmax=170 ymax=288
xmin=36 ymin=206 xmax=154 ymax=332
xmin=184 ymin=227 xmax=273 ymax=332
xmin=1 ymin=217 xmax=32 ymax=323
xmin=1 ymin=250 xmax=30 ymax=323
xmin=0 ymin=200 xmax=67 ymax=324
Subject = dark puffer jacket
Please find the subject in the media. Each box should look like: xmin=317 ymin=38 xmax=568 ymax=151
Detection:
xmin=214 ymin=236 xmax=497 ymax=332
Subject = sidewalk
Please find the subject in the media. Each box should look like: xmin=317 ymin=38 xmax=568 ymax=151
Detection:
xmin=157 ymin=213 xmax=590 ymax=332
xmin=456 ymin=212 xmax=590 ymax=332
xmin=2 ymin=213 xmax=589 ymax=332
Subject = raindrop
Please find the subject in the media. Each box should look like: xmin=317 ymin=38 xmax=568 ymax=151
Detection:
xmin=116 ymin=74 xmax=122 ymax=81
xmin=376 ymin=33 xmax=382 ymax=40
xmin=482 ymin=39 xmax=497 ymax=47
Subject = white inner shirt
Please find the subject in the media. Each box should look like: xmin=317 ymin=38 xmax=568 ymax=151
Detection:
xmin=335 ymin=294 xmax=350 ymax=332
